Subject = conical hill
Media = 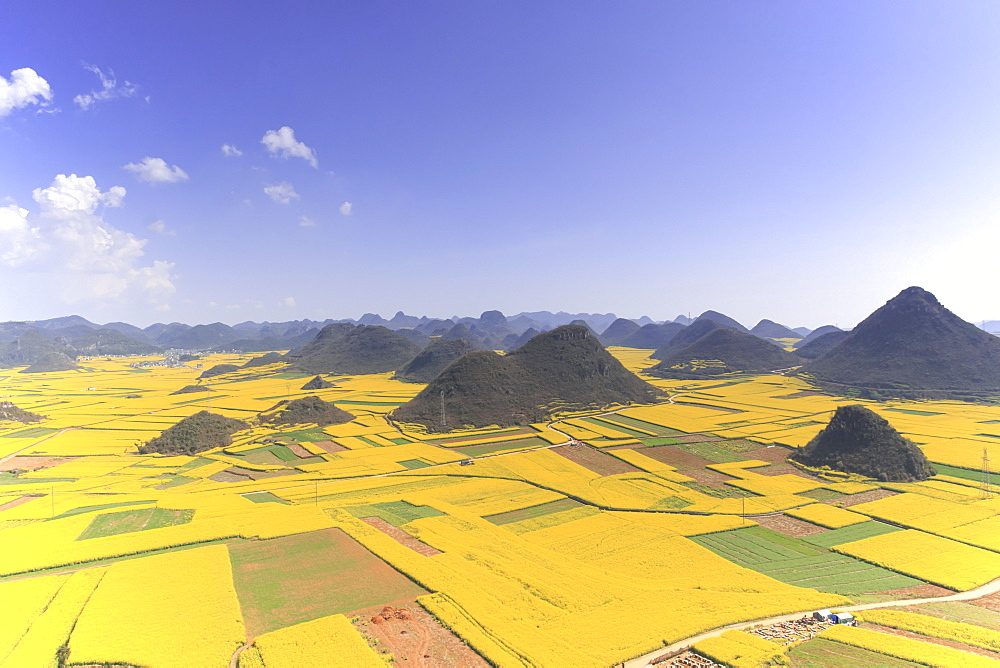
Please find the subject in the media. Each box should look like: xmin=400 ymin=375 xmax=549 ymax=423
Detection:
xmin=393 ymin=325 xmax=662 ymax=431
xmin=19 ymin=352 xmax=79 ymax=374
xmin=650 ymin=319 xmax=720 ymax=360
xmin=288 ymin=325 xmax=421 ymax=375
xmin=789 ymin=404 xmax=935 ymax=482
xmin=750 ymin=319 xmax=800 ymax=340
xmin=647 ymin=327 xmax=801 ymax=378
xmin=794 ymin=330 xmax=850 ymax=360
xmin=301 ymin=375 xmax=335 ymax=390
xmin=260 ymin=396 xmax=353 ymax=427
xmin=395 ymin=338 xmax=475 ymax=383
xmin=599 ymin=318 xmax=640 ymax=346
xmin=801 ymin=286 xmax=1000 ymax=394
xmin=0 ymin=401 xmax=42 ymax=423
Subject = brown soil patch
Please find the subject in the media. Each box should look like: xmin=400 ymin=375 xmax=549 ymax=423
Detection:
xmin=285 ymin=442 xmax=311 ymax=458
xmin=682 ymin=468 xmax=740 ymax=487
xmin=551 ymin=442 xmax=642 ymax=476
xmin=354 ymin=603 xmax=490 ymax=668
xmin=0 ymin=495 xmax=40 ymax=511
xmin=641 ymin=445 xmax=714 ymax=470
xmin=825 ymin=488 xmax=899 ymax=508
xmin=209 ymin=470 xmax=249 ymax=482
xmin=361 ymin=517 xmax=442 ymax=556
xmin=747 ymin=448 xmax=823 ymax=480
xmin=0 ymin=456 xmax=69 ymax=472
xmin=313 ymin=439 xmax=348 ymax=453
xmin=776 ymin=390 xmax=827 ymax=399
xmin=866 ymin=622 xmax=1000 ymax=661
xmin=232 ymin=467 xmax=297 ymax=480
xmin=880 ymin=583 xmax=952 ymax=600
xmin=970 ymin=591 xmax=1000 ymax=612
xmin=754 ymin=514 xmax=828 ymax=538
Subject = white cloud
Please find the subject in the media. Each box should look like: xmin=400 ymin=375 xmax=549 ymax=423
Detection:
xmin=261 ymin=126 xmax=318 ymax=167
xmin=124 ymin=157 xmax=189 ymax=184
xmin=339 ymin=201 xmax=353 ymax=216
xmin=221 ymin=144 xmax=242 ymax=157
xmin=283 ymin=297 xmax=296 ymax=307
xmin=8 ymin=174 xmax=177 ymax=308
xmin=298 ymin=215 xmax=316 ymax=227
xmin=264 ymin=182 xmax=299 ymax=204
xmin=0 ymin=205 xmax=43 ymax=266
xmin=73 ymin=65 xmax=137 ymax=110
xmin=146 ymin=219 xmax=175 ymax=235
xmin=32 ymin=174 xmax=125 ymax=219
xmin=0 ymin=68 xmax=53 ymax=117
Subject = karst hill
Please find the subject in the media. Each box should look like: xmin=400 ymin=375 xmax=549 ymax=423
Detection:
xmin=789 ymin=404 xmax=935 ymax=482
xmin=395 ymin=338 xmax=475 ymax=383
xmin=801 ymin=286 xmax=1000 ymax=396
xmin=0 ymin=401 xmax=42 ymax=423
xmin=260 ymin=396 xmax=353 ymax=427
xmin=285 ymin=324 xmax=421 ymax=375
xmin=647 ymin=326 xmax=801 ymax=378
xmin=20 ymin=352 xmax=80 ymax=374
xmin=138 ymin=411 xmax=249 ymax=456
xmin=392 ymin=324 xmax=662 ymax=431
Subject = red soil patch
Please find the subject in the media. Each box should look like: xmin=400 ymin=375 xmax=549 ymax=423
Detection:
xmin=876 ymin=584 xmax=953 ymax=602
xmin=313 ymin=439 xmax=348 ymax=453
xmin=775 ymin=390 xmax=827 ymax=399
xmin=551 ymin=442 xmax=642 ymax=476
xmin=0 ymin=495 xmax=41 ymax=512
xmin=360 ymin=517 xmax=442 ymax=556
xmin=229 ymin=528 xmax=427 ymax=637
xmin=970 ymin=591 xmax=1000 ymax=612
xmin=209 ymin=467 xmax=298 ymax=483
xmin=825 ymin=488 xmax=899 ymax=508
xmin=632 ymin=445 xmax=712 ymax=470
xmin=746 ymin=446 xmax=824 ymax=479
xmin=866 ymin=622 xmax=1000 ymax=661
xmin=638 ymin=446 xmax=736 ymax=487
xmin=355 ymin=604 xmax=490 ymax=668
xmin=754 ymin=514 xmax=828 ymax=538
xmin=0 ymin=456 xmax=69 ymax=472
xmin=285 ymin=442 xmax=312 ymax=458
xmin=208 ymin=470 xmax=249 ymax=483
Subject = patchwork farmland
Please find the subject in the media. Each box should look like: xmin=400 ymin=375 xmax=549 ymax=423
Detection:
xmin=2 ymin=350 xmax=1000 ymax=666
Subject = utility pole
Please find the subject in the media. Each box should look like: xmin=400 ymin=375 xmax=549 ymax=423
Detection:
xmin=983 ymin=447 xmax=993 ymax=500
xmin=440 ymin=390 xmax=447 ymax=429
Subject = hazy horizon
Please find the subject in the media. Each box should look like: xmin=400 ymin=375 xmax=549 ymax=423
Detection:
xmin=4 ymin=2 xmax=1000 ymax=329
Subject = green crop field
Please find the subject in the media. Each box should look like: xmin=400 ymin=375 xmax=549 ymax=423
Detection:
xmin=803 ymin=521 xmax=902 ymax=548
xmin=600 ymin=413 xmax=686 ymax=436
xmin=344 ymin=500 xmax=443 ymax=526
xmin=228 ymin=528 xmax=427 ymax=635
xmin=692 ymin=526 xmax=922 ymax=596
xmin=786 ymin=637 xmax=921 ymax=667
xmin=483 ymin=497 xmax=583 ymax=525
xmin=77 ymin=507 xmax=194 ymax=540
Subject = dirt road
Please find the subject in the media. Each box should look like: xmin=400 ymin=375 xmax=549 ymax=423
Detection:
xmin=622 ymin=574 xmax=1000 ymax=667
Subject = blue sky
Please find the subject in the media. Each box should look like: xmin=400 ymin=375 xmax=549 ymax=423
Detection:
xmin=3 ymin=1 xmax=1000 ymax=328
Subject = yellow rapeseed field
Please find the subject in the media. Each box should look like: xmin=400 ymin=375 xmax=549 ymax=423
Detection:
xmin=69 ymin=545 xmax=245 ymax=667
xmin=239 ymin=614 xmax=389 ymax=667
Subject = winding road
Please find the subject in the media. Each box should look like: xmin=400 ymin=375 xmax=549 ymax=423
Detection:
xmin=621 ymin=574 xmax=1000 ymax=667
